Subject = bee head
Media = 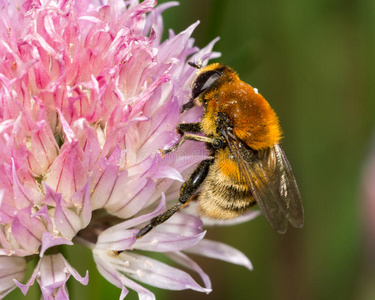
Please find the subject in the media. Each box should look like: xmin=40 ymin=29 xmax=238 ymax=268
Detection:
xmin=190 ymin=63 xmax=223 ymax=99
xmin=181 ymin=63 xmax=235 ymax=113
xmin=191 ymin=63 xmax=236 ymax=101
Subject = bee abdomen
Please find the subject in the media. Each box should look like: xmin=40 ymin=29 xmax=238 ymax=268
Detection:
xmin=197 ymin=165 xmax=255 ymax=219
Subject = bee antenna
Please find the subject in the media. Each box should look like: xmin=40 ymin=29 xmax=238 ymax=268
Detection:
xmin=188 ymin=60 xmax=202 ymax=69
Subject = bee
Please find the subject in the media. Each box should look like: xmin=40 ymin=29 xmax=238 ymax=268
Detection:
xmin=136 ymin=62 xmax=304 ymax=238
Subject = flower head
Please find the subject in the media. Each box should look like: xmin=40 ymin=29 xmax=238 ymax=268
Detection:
xmin=0 ymin=0 xmax=258 ymax=299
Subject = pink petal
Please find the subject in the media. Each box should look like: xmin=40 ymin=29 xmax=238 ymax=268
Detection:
xmin=73 ymin=119 xmax=101 ymax=171
xmin=137 ymin=98 xmax=179 ymax=151
xmin=93 ymin=194 xmax=167 ymax=252
xmin=143 ymin=2 xmax=179 ymax=44
xmin=118 ymin=44 xmax=155 ymax=99
xmin=61 ymin=255 xmax=89 ymax=286
xmin=42 ymin=183 xmax=62 ymax=206
xmin=39 ymin=256 xmax=70 ymax=289
xmin=90 ymin=160 xmax=121 ymax=210
xmin=118 ymin=252 xmax=210 ymax=293
xmin=33 ymin=205 xmax=54 ymax=233
xmin=149 ymin=162 xmax=183 ymax=182
xmin=141 ymin=155 xmax=184 ymax=183
xmin=135 ymin=231 xmax=206 ymax=253
xmin=93 ymin=195 xmax=168 ymax=252
xmin=48 ymin=285 xmax=69 ymax=300
xmin=94 ymin=254 xmax=155 ymax=300
xmin=40 ymin=232 xmax=73 ymax=257
xmin=11 ymin=206 xmax=46 ymax=253
xmin=128 ymin=73 xmax=171 ymax=119
xmin=16 ymin=254 xmax=88 ymax=297
xmin=15 ymin=259 xmax=40 ymax=295
xmin=115 ymin=193 xmax=166 ymax=231
xmin=156 ymin=211 xmax=204 ymax=236
xmin=166 ymin=252 xmax=211 ymax=290
xmin=69 ymin=180 xmax=92 ymax=229
xmin=96 ymin=228 xmax=138 ymax=252
xmin=185 ymin=239 xmax=253 ymax=271
xmin=98 ymin=168 xmax=129 ymax=211
xmin=141 ymin=130 xmax=180 ymax=158
xmin=0 ymin=256 xmax=26 ymax=299
xmin=106 ymin=177 xmax=155 ymax=218
xmin=134 ymin=213 xmax=205 ymax=252
xmin=54 ymin=193 xmax=88 ymax=239
xmin=0 ymin=229 xmax=11 ymax=254
xmin=44 ymin=141 xmax=87 ymax=200
xmin=11 ymin=159 xmax=39 ymax=209
xmin=29 ymin=120 xmax=59 ymax=173
xmin=127 ymin=155 xmax=155 ymax=178
xmin=157 ymin=21 xmax=200 ymax=63
xmin=188 ymin=37 xmax=221 ymax=72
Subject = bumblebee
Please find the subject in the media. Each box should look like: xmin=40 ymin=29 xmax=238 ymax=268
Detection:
xmin=136 ymin=62 xmax=304 ymax=238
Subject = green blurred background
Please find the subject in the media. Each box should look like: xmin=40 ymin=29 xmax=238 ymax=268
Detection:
xmin=9 ymin=0 xmax=375 ymax=299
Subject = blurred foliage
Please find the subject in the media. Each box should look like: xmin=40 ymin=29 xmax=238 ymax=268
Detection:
xmin=9 ymin=0 xmax=375 ymax=299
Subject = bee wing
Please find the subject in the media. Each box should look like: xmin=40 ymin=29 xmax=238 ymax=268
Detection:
xmin=273 ymin=144 xmax=304 ymax=228
xmin=223 ymin=132 xmax=304 ymax=233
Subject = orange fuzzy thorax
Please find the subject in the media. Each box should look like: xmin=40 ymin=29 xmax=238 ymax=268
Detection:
xmin=200 ymin=72 xmax=282 ymax=150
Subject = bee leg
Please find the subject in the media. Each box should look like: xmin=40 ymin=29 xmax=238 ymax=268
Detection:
xmin=181 ymin=99 xmax=195 ymax=113
xmin=136 ymin=159 xmax=212 ymax=238
xmin=176 ymin=122 xmax=202 ymax=135
xmin=160 ymin=134 xmax=216 ymax=156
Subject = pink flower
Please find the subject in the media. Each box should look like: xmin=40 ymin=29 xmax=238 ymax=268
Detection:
xmin=0 ymin=0 xmax=258 ymax=299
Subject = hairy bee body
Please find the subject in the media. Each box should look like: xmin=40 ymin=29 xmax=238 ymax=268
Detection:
xmin=193 ymin=63 xmax=283 ymax=221
xmin=198 ymin=147 xmax=255 ymax=219
xmin=198 ymin=63 xmax=282 ymax=150
xmin=136 ymin=62 xmax=304 ymax=239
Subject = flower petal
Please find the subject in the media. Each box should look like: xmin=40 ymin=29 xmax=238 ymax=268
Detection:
xmin=44 ymin=142 xmax=87 ymax=200
xmin=40 ymin=232 xmax=73 ymax=257
xmin=94 ymin=253 xmax=155 ymax=300
xmin=90 ymin=159 xmax=121 ymax=210
xmin=117 ymin=252 xmax=210 ymax=293
xmin=11 ymin=206 xmax=46 ymax=253
xmin=157 ymin=21 xmax=200 ymax=63
xmin=106 ymin=177 xmax=156 ymax=218
xmin=69 ymin=180 xmax=92 ymax=229
xmin=113 ymin=193 xmax=167 ymax=231
xmin=143 ymin=1 xmax=179 ymax=44
xmin=72 ymin=119 xmax=101 ymax=171
xmin=29 ymin=120 xmax=59 ymax=174
xmin=185 ymin=239 xmax=253 ymax=271
xmin=134 ymin=213 xmax=205 ymax=252
xmin=15 ymin=254 xmax=88 ymax=297
xmin=96 ymin=229 xmax=138 ymax=252
xmin=166 ymin=251 xmax=211 ymax=290
xmin=0 ymin=256 xmax=26 ymax=299
xmin=135 ymin=231 xmax=206 ymax=253
xmin=54 ymin=190 xmax=90 ymax=240
xmin=11 ymin=159 xmax=39 ymax=209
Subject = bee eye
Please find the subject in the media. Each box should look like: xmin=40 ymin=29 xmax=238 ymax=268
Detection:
xmin=192 ymin=71 xmax=222 ymax=99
